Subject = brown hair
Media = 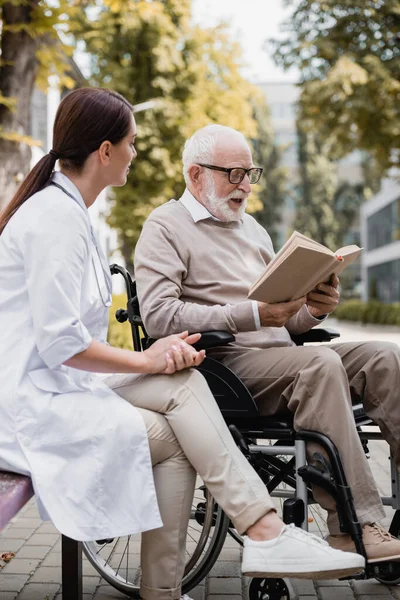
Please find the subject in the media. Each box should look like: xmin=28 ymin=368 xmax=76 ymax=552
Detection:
xmin=0 ymin=87 xmax=133 ymax=235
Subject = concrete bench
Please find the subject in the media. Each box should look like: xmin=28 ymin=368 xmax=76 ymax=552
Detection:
xmin=0 ymin=470 xmax=83 ymax=599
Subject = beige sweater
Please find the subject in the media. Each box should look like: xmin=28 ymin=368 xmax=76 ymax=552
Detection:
xmin=134 ymin=198 xmax=322 ymax=351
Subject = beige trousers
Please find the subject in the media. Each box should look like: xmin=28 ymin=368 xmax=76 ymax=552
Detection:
xmin=106 ymin=369 xmax=273 ymax=600
xmin=211 ymin=340 xmax=400 ymax=533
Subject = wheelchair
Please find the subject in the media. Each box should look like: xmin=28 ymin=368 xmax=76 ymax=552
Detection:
xmin=83 ymin=264 xmax=400 ymax=600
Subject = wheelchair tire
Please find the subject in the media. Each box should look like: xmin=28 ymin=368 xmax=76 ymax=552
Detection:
xmin=374 ymin=509 xmax=400 ymax=585
xmin=248 ymin=577 xmax=292 ymax=600
xmin=83 ymin=484 xmax=230 ymax=597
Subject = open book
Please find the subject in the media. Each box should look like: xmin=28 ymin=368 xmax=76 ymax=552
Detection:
xmin=248 ymin=231 xmax=362 ymax=304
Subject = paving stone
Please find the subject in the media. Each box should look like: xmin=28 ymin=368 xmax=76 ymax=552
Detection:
xmin=15 ymin=546 xmax=49 ymax=560
xmin=1 ymin=558 xmax=41 ymax=574
xmin=209 ymin=561 xmax=241 ymax=578
xmin=207 ymin=596 xmax=242 ymax=600
xmin=92 ymin=584 xmax=129 ymax=598
xmin=189 ymin=585 xmax=206 ymax=600
xmin=16 ymin=582 xmax=60 ymax=600
xmin=358 ymin=596 xmax=392 ymax=600
xmin=292 ymin=579 xmax=316 ymax=595
xmin=0 ymin=593 xmax=17 ymax=600
xmin=0 ymin=573 xmax=30 ymax=592
xmin=40 ymin=553 xmax=61 ymax=568
xmin=218 ymin=548 xmax=241 ymax=561
xmin=24 ymin=534 xmax=59 ymax=547
xmin=4 ymin=529 xmax=36 ymax=541
xmin=0 ymin=540 xmax=26 ymax=553
xmin=35 ymin=523 xmax=58 ymax=535
xmin=298 ymin=596 xmax=318 ymax=600
xmin=208 ymin=577 xmax=242 ymax=594
xmin=11 ymin=519 xmax=41 ymax=529
xmin=28 ymin=566 xmax=61 ymax=584
xmin=351 ymin=580 xmax=392 ymax=595
xmin=319 ymin=588 xmax=355 ymax=600
xmin=314 ymin=579 xmax=351 ymax=587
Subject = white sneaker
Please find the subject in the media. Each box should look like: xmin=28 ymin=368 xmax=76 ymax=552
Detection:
xmin=181 ymin=596 xmax=193 ymax=600
xmin=242 ymin=523 xmax=365 ymax=580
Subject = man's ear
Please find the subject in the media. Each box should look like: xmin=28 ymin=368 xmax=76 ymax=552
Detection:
xmin=188 ymin=164 xmax=202 ymax=186
xmin=98 ymin=140 xmax=112 ymax=166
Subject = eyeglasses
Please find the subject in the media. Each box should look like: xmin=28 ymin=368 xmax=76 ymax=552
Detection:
xmin=197 ymin=163 xmax=263 ymax=184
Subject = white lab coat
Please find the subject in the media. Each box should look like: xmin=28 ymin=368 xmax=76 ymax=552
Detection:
xmin=0 ymin=172 xmax=161 ymax=541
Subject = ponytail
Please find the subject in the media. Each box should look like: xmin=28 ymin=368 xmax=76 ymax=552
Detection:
xmin=0 ymin=87 xmax=134 ymax=236
xmin=0 ymin=152 xmax=58 ymax=235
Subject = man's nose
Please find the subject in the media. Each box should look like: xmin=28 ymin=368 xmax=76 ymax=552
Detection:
xmin=238 ymin=174 xmax=251 ymax=194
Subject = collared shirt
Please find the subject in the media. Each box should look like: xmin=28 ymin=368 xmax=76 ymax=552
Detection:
xmin=179 ymin=188 xmax=262 ymax=330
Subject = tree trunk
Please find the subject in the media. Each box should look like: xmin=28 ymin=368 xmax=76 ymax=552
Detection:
xmin=0 ymin=1 xmax=39 ymax=209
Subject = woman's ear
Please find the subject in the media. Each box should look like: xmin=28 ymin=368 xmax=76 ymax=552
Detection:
xmin=98 ymin=140 xmax=112 ymax=166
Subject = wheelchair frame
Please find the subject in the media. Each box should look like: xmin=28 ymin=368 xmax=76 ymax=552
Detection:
xmin=83 ymin=264 xmax=400 ymax=600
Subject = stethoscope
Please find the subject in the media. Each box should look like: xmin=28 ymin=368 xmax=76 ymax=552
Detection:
xmin=50 ymin=180 xmax=113 ymax=307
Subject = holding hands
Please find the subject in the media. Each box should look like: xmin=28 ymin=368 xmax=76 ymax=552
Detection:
xmin=144 ymin=331 xmax=206 ymax=374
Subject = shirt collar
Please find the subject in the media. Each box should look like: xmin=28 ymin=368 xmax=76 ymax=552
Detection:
xmin=179 ymin=188 xmax=220 ymax=223
xmin=51 ymin=171 xmax=88 ymax=214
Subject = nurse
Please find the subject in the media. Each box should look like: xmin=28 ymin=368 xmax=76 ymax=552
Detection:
xmin=0 ymin=87 xmax=364 ymax=600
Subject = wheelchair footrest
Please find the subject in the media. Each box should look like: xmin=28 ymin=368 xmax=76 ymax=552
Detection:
xmin=282 ymin=498 xmax=305 ymax=528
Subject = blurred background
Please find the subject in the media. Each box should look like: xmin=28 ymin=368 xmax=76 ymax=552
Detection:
xmin=0 ymin=0 xmax=399 ymax=336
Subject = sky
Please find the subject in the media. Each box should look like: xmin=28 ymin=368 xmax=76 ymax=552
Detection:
xmin=191 ymin=0 xmax=300 ymax=83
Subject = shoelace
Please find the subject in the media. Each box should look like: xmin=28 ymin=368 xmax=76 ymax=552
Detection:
xmin=283 ymin=523 xmax=329 ymax=546
xmin=367 ymin=523 xmax=395 ymax=541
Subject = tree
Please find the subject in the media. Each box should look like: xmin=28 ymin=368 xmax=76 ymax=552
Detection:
xmin=0 ymin=0 xmax=81 ymax=208
xmin=81 ymin=0 xmax=278 ymax=270
xmin=269 ymin=0 xmax=400 ymax=174
xmin=250 ymin=99 xmax=287 ymax=248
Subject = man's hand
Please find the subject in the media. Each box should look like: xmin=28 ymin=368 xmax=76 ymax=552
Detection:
xmin=307 ymin=274 xmax=340 ymax=318
xmin=143 ymin=331 xmax=206 ymax=374
xmin=257 ymin=296 xmax=307 ymax=328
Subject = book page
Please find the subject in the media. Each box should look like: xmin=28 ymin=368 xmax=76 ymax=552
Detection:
xmin=248 ymin=246 xmax=334 ymax=303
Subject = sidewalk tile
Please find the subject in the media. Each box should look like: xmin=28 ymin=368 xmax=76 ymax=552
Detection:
xmin=28 ymin=566 xmax=61 ymax=584
xmin=208 ymin=577 xmax=241 ymax=594
xmin=1 ymin=558 xmax=41 ymax=574
xmin=16 ymin=583 xmax=60 ymax=600
xmin=15 ymin=546 xmax=49 ymax=560
xmin=0 ymin=573 xmax=30 ymax=592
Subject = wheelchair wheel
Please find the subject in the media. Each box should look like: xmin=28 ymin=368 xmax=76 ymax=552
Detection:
xmin=375 ymin=509 xmax=400 ymax=585
xmin=83 ymin=482 xmax=230 ymax=597
xmin=248 ymin=577 xmax=291 ymax=600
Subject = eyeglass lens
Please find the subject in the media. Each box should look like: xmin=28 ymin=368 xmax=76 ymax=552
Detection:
xmin=229 ymin=168 xmax=262 ymax=184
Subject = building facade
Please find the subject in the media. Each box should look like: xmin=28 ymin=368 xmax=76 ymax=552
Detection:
xmin=360 ymin=173 xmax=400 ymax=303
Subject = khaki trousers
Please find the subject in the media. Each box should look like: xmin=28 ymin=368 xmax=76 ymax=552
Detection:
xmin=106 ymin=369 xmax=273 ymax=600
xmin=211 ymin=340 xmax=400 ymax=533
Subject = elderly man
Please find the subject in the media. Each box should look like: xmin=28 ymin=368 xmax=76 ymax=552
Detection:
xmin=135 ymin=124 xmax=400 ymax=563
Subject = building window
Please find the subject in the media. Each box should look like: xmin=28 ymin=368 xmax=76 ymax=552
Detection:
xmin=367 ymin=196 xmax=400 ymax=250
xmin=367 ymin=259 xmax=400 ymax=302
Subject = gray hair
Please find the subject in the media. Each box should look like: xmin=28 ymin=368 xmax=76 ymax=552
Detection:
xmin=182 ymin=124 xmax=248 ymax=186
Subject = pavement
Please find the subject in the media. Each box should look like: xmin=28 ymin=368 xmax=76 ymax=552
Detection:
xmin=1 ymin=319 xmax=400 ymax=600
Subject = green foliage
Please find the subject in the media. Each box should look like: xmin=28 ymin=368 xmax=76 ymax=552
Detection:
xmin=78 ymin=1 xmax=280 ymax=268
xmin=107 ymin=294 xmax=134 ymax=350
xmin=250 ymin=99 xmax=288 ymax=248
xmin=270 ymin=0 xmax=400 ymax=173
xmin=335 ymin=299 xmax=400 ymax=325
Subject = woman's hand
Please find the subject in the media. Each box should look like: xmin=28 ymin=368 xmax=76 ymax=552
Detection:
xmin=143 ymin=331 xmax=206 ymax=374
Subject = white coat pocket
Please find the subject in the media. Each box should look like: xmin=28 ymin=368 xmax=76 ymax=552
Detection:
xmin=28 ymin=368 xmax=85 ymax=394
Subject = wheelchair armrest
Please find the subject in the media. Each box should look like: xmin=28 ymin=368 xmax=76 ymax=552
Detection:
xmin=290 ymin=327 xmax=340 ymax=346
xmin=192 ymin=331 xmax=235 ymax=351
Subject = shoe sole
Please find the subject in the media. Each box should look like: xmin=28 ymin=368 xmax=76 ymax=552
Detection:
xmin=242 ymin=566 xmax=364 ymax=580
xmin=367 ymin=554 xmax=400 ymax=564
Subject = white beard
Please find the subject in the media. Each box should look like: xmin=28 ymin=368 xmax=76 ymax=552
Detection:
xmin=204 ymin=173 xmax=248 ymax=222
